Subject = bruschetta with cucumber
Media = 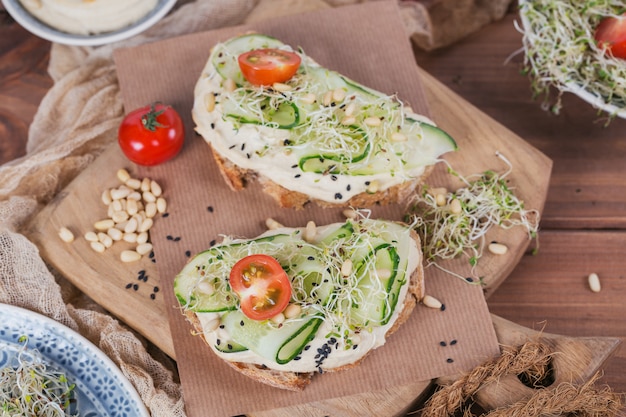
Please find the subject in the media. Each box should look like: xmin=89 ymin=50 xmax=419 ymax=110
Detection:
xmin=174 ymin=218 xmax=424 ymax=390
xmin=192 ymin=33 xmax=457 ymax=209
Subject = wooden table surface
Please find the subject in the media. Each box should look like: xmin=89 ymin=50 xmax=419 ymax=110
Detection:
xmin=2 ymin=3 xmax=625 ymax=405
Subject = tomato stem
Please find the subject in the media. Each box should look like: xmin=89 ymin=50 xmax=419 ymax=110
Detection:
xmin=141 ymin=103 xmax=166 ymax=131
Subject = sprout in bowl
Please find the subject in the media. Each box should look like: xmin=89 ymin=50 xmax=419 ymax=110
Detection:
xmin=517 ymin=0 xmax=626 ymax=119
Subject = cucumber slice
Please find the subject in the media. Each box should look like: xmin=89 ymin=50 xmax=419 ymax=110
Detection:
xmin=222 ymin=310 xmax=323 ymax=365
xmin=211 ymin=33 xmax=287 ymax=86
xmin=222 ymin=97 xmax=299 ymax=129
xmin=350 ymin=243 xmax=401 ymax=326
xmin=298 ymin=126 xmax=370 ymax=174
xmin=317 ymin=221 xmax=354 ymax=245
xmin=215 ymin=339 xmax=248 ymax=353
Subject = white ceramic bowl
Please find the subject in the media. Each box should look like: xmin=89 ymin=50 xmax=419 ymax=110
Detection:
xmin=2 ymin=0 xmax=177 ymax=46
xmin=518 ymin=0 xmax=626 ymax=119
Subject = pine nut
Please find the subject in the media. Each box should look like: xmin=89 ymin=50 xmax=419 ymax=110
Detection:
xmin=204 ymin=93 xmax=216 ymax=112
xmin=110 ymin=187 xmax=131 ymax=200
xmin=117 ymin=168 xmax=131 ymax=183
xmin=141 ymin=178 xmax=151 ymax=192
xmin=449 ymin=199 xmax=462 ymax=214
xmin=136 ymin=242 xmax=153 ymax=256
xmin=366 ymin=180 xmax=379 ymax=194
xmin=323 ymin=90 xmax=333 ymax=106
xmin=364 ymin=116 xmax=381 ymax=127
xmin=143 ymin=191 xmax=156 ymax=203
xmin=428 ymin=187 xmax=448 ymax=197
xmin=391 ymin=132 xmax=407 ymax=142
xmin=332 ymin=87 xmax=346 ymax=102
xmin=488 ymin=242 xmax=508 ymax=255
xmin=304 ymin=220 xmax=317 ymax=242
xmin=107 ymin=203 xmax=115 ymax=218
xmin=341 ymin=116 xmax=356 ymax=125
xmin=588 ymin=273 xmax=601 ymax=293
xmin=423 ymin=295 xmax=443 ymax=309
xmin=128 ymin=191 xmax=141 ymax=201
xmin=124 ymin=218 xmax=138 ymax=234
xmin=224 ymin=78 xmax=236 ymax=92
xmin=123 ymin=233 xmax=138 ymax=243
xmin=435 ymin=193 xmax=447 ymax=207
xmin=265 ymin=218 xmax=284 ymax=230
xmin=300 ymin=93 xmax=316 ymax=104
xmin=139 ymin=218 xmax=153 ymax=233
xmin=283 ymin=303 xmax=301 ymax=319
xmin=98 ymin=232 xmax=113 ymax=248
xmin=150 ymin=180 xmax=162 ymax=197
xmin=272 ymin=82 xmax=292 ymax=92
xmin=271 ymin=312 xmax=285 ymax=324
xmin=341 ymin=259 xmax=353 ymax=277
xmin=344 ymin=102 xmax=356 ymax=117
xmin=156 ymin=197 xmax=167 ymax=213
xmin=342 ymin=208 xmax=358 ymax=220
xmin=107 ymin=227 xmax=123 ymax=241
xmin=145 ymin=202 xmax=157 ymax=218
xmin=111 ymin=199 xmax=123 ymax=212
xmin=126 ymin=198 xmax=138 ymax=216
xmin=137 ymin=232 xmax=149 ymax=244
xmin=58 ymin=227 xmax=74 ymax=243
xmin=101 ymin=189 xmax=112 ymax=205
xmin=197 ymin=281 xmax=215 ymax=295
xmin=90 ymin=241 xmax=106 ymax=253
xmin=111 ymin=211 xmax=129 ymax=224
xmin=94 ymin=219 xmax=115 ymax=231
xmin=124 ymin=178 xmax=141 ymax=190
xmin=120 ymin=250 xmax=141 ymax=262
xmin=84 ymin=231 xmax=98 ymax=242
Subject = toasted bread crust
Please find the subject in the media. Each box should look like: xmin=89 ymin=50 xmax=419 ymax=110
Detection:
xmin=183 ymin=228 xmax=424 ymax=391
xmin=209 ymin=144 xmax=434 ymax=210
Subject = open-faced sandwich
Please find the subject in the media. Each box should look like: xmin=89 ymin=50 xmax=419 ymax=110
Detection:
xmin=192 ymin=33 xmax=457 ymax=209
xmin=173 ymin=218 xmax=424 ymax=390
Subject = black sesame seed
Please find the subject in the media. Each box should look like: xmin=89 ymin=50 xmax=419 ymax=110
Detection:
xmin=304 ymin=345 xmax=311 ymax=351
xmin=330 ymin=175 xmax=337 ymax=181
xmin=307 ymin=256 xmax=315 ymax=261
xmin=334 ymin=193 xmax=343 ymax=200
xmin=166 ymin=235 xmax=173 ymax=240
xmin=294 ymin=356 xmax=301 ymax=361
xmin=185 ymin=250 xmax=191 ymax=257
xmin=240 ymin=320 xmax=245 ymax=326
xmin=162 ymin=212 xmax=169 ymax=218
xmin=450 ymin=339 xmax=457 ymax=345
xmin=133 ymin=284 xmax=139 ymax=291
xmin=227 ymin=344 xmax=233 ymax=350
xmin=174 ymin=236 xmax=181 ymax=242
xmin=207 ymin=206 xmax=214 ymax=213
xmin=153 ymin=287 xmax=159 ymax=293
xmin=216 ymin=339 xmax=221 ymax=345
xmin=365 ymin=181 xmax=370 ymax=185
xmin=466 ymin=277 xmax=474 ymax=282
xmin=346 ymin=184 xmax=351 ymax=191
xmin=219 ymin=325 xmax=225 ymax=329
xmin=229 ymin=144 xmax=236 ymax=150
xmin=446 ymin=358 xmax=454 ymax=363
xmin=150 ymin=293 xmax=156 ymax=300
xmin=440 ymin=341 xmax=447 ymax=347
xmin=294 ymin=174 xmax=301 ymax=178
xmin=291 ymin=164 xmax=298 ymax=169
xmin=440 ymin=304 xmax=446 ymax=311
xmin=125 ymin=283 xmax=133 ymax=289
xmin=210 ymin=239 xmax=216 ymax=247
xmin=210 ymin=123 xmax=215 ymax=129
xmin=240 ymin=143 xmax=246 ymax=151
xmin=246 ymin=153 xmax=251 ymax=159
xmin=149 ymin=250 xmax=155 ymax=258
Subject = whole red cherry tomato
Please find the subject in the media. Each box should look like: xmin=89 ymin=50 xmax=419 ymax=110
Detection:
xmin=118 ymin=103 xmax=184 ymax=166
xmin=594 ymin=13 xmax=626 ymax=60
xmin=229 ymin=254 xmax=292 ymax=321
xmin=238 ymin=48 xmax=301 ymax=86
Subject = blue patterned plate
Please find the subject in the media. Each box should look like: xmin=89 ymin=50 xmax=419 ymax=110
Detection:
xmin=0 ymin=303 xmax=150 ymax=417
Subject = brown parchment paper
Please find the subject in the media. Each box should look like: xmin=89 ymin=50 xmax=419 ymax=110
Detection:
xmin=113 ymin=2 xmax=500 ymax=416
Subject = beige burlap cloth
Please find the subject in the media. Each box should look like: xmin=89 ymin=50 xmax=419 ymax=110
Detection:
xmin=0 ymin=1 xmax=512 ymax=416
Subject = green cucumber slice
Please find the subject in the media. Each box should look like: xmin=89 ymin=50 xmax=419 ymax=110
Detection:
xmin=298 ymin=126 xmax=370 ymax=174
xmin=211 ymin=33 xmax=287 ymax=86
xmin=350 ymin=243 xmax=401 ymax=326
xmin=317 ymin=221 xmax=355 ymax=245
xmin=215 ymin=339 xmax=248 ymax=353
xmin=222 ymin=97 xmax=299 ymax=129
xmin=222 ymin=310 xmax=323 ymax=364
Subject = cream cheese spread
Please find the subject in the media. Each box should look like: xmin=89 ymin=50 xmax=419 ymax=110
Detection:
xmin=19 ymin=0 xmax=158 ymax=35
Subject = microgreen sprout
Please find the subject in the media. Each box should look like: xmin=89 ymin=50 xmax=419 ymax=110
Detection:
xmin=0 ymin=336 xmax=77 ymax=416
xmin=517 ymin=0 xmax=626 ymax=118
xmin=407 ymin=152 xmax=539 ymax=281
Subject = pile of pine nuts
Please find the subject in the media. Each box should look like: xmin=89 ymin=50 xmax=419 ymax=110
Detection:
xmin=59 ymin=168 xmax=167 ymax=263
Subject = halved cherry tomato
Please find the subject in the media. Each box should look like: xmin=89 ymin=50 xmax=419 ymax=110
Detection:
xmin=118 ymin=102 xmax=184 ymax=166
xmin=229 ymin=254 xmax=292 ymax=321
xmin=238 ymin=48 xmax=301 ymax=86
xmin=594 ymin=13 xmax=626 ymax=60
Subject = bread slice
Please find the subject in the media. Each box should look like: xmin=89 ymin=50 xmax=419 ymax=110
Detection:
xmin=175 ymin=220 xmax=425 ymax=391
xmin=192 ymin=33 xmax=457 ymax=209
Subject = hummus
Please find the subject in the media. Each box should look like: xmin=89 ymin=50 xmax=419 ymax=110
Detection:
xmin=19 ymin=0 xmax=158 ymax=35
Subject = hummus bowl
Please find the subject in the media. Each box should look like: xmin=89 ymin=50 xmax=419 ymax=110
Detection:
xmin=2 ymin=0 xmax=177 ymax=46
